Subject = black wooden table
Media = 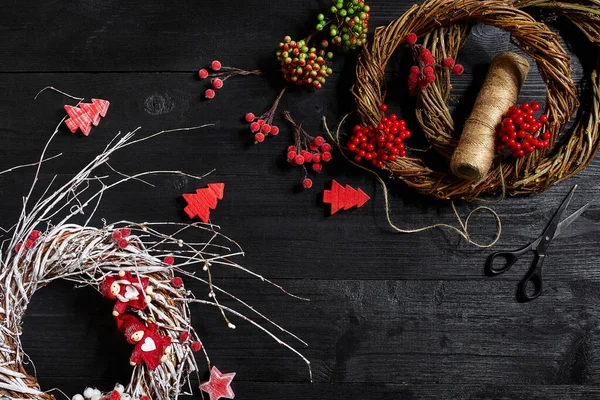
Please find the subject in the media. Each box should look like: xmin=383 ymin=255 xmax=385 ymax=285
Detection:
xmin=2 ymin=1 xmax=600 ymax=399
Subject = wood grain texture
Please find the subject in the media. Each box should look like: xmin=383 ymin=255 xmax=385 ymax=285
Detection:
xmin=2 ymin=0 xmax=600 ymax=399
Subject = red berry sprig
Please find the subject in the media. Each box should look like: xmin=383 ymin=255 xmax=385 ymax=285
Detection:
xmin=198 ymin=59 xmax=261 ymax=100
xmin=283 ymin=111 xmax=333 ymax=189
xmin=276 ymin=37 xmax=334 ymax=90
xmin=405 ymin=32 xmax=463 ymax=96
xmin=497 ymin=101 xmax=550 ymax=158
xmin=347 ymin=104 xmax=411 ymax=168
xmin=244 ymin=87 xmax=286 ymax=143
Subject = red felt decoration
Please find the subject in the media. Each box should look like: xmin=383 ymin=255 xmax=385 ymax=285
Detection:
xmin=322 ymin=180 xmax=370 ymax=215
xmin=182 ymin=183 xmax=225 ymax=223
xmin=116 ymin=315 xmax=172 ymax=370
xmin=200 ymin=366 xmax=236 ymax=400
xmin=100 ymin=271 xmax=153 ymax=316
xmin=64 ymin=98 xmax=110 ymax=136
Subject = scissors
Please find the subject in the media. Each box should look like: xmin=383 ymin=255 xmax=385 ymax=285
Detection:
xmin=486 ymin=184 xmax=593 ymax=302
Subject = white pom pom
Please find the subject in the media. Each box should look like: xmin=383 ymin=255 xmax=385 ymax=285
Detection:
xmin=91 ymin=396 xmax=102 ymax=400
xmin=83 ymin=388 xmax=95 ymax=398
xmin=72 ymin=395 xmax=84 ymax=400
xmin=92 ymin=389 xmax=101 ymax=397
xmin=114 ymin=383 xmax=125 ymax=393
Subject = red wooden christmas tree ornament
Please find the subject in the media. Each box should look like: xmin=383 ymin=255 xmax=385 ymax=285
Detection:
xmin=323 ymin=180 xmax=370 ymax=215
xmin=182 ymin=183 xmax=225 ymax=223
xmin=64 ymin=98 xmax=110 ymax=136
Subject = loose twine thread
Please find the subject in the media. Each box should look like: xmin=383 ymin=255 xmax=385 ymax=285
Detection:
xmin=450 ymin=52 xmax=530 ymax=181
xmin=324 ymin=115 xmax=502 ymax=248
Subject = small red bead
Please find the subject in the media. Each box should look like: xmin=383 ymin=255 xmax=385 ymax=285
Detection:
xmin=539 ymin=114 xmax=548 ymax=123
xmin=295 ymin=155 xmax=305 ymax=165
xmin=198 ymin=69 xmax=209 ymax=79
xmin=204 ymin=89 xmax=216 ymax=99
xmin=245 ymin=112 xmax=255 ymax=122
xmin=443 ymin=57 xmax=455 ymax=68
xmin=313 ymin=153 xmax=322 ymax=163
xmin=14 ymin=243 xmax=23 ymax=253
xmin=254 ymin=133 xmax=265 ymax=143
xmin=24 ymin=239 xmax=35 ymax=249
xmin=287 ymin=151 xmax=296 ymax=160
xmin=531 ymin=101 xmax=541 ymax=111
xmin=172 ymin=276 xmax=184 ymax=288
xmin=191 ymin=341 xmax=202 ymax=352
xmin=270 ymin=126 xmax=280 ymax=135
xmin=320 ymin=143 xmax=332 ymax=152
xmin=423 ymin=66 xmax=434 ymax=75
xmin=212 ymin=78 xmax=224 ymax=89
xmin=30 ymin=230 xmax=40 ymax=240
xmin=312 ymin=163 xmax=323 ymax=173
xmin=180 ymin=331 xmax=190 ymax=342
xmin=409 ymin=65 xmax=420 ymax=75
xmin=380 ymin=104 xmax=388 ymax=112
xmin=111 ymin=230 xmax=122 ymax=241
xmin=288 ymin=145 xmax=297 ymax=152
xmin=211 ymin=60 xmax=222 ymax=71
xmin=250 ymin=122 xmax=260 ymax=132
xmin=164 ymin=256 xmax=175 ymax=265
xmin=302 ymin=178 xmax=313 ymax=189
xmin=321 ymin=152 xmax=332 ymax=162
xmin=120 ymin=228 xmax=131 ymax=237
xmin=261 ymin=124 xmax=271 ymax=134
xmin=117 ymin=238 xmax=129 ymax=249
xmin=314 ymin=136 xmax=325 ymax=146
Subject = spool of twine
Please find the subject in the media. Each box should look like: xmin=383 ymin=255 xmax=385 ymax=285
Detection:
xmin=450 ymin=52 xmax=530 ymax=181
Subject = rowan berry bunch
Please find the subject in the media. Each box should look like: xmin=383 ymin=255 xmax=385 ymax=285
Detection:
xmin=198 ymin=59 xmax=261 ymax=100
xmin=244 ymin=87 xmax=286 ymax=143
xmin=405 ymin=32 xmax=464 ymax=96
xmin=347 ymin=104 xmax=411 ymax=168
xmin=319 ymin=0 xmax=371 ymax=50
xmin=283 ymin=111 xmax=333 ymax=189
xmin=497 ymin=101 xmax=550 ymax=158
xmin=277 ymin=37 xmax=334 ymax=89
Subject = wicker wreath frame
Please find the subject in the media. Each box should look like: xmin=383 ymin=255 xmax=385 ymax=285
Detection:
xmin=352 ymin=0 xmax=600 ymax=199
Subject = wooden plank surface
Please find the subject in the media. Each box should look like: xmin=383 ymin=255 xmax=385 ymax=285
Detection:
xmin=2 ymin=0 xmax=600 ymax=399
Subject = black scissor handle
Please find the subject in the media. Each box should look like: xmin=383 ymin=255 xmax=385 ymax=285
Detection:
xmin=516 ymin=253 xmax=545 ymax=302
xmin=485 ymin=244 xmax=532 ymax=275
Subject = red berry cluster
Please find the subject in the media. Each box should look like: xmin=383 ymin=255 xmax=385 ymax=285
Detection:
xmin=198 ymin=59 xmax=261 ymax=100
xmin=405 ymin=32 xmax=463 ymax=96
xmin=276 ymin=36 xmax=333 ymax=90
xmin=14 ymin=230 xmax=41 ymax=253
xmin=111 ymin=227 xmax=131 ymax=249
xmin=283 ymin=111 xmax=333 ymax=189
xmin=347 ymin=104 xmax=411 ymax=167
xmin=244 ymin=88 xmax=286 ymax=143
xmin=497 ymin=101 xmax=550 ymax=158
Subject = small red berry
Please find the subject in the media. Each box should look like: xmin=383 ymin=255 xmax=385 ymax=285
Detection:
xmin=302 ymin=178 xmax=313 ymax=189
xmin=406 ymin=33 xmax=418 ymax=45
xmin=117 ymin=239 xmax=129 ymax=249
xmin=312 ymin=163 xmax=323 ymax=172
xmin=164 ymin=255 xmax=175 ymax=265
xmin=295 ymin=155 xmax=305 ymax=165
xmin=120 ymin=228 xmax=131 ymax=237
xmin=14 ymin=243 xmax=23 ymax=253
xmin=423 ymin=66 xmax=434 ymax=75
xmin=254 ymin=132 xmax=265 ymax=143
xmin=111 ymin=230 xmax=122 ymax=241
xmin=191 ymin=341 xmax=202 ymax=352
xmin=443 ymin=57 xmax=455 ymax=68
xmin=531 ymin=101 xmax=541 ymax=111
xmin=314 ymin=136 xmax=325 ymax=146
xmin=211 ymin=60 xmax=222 ymax=71
xmin=419 ymin=49 xmax=431 ymax=59
xmin=423 ymin=56 xmax=435 ymax=66
xmin=212 ymin=78 xmax=224 ymax=89
xmin=109 ymin=391 xmax=121 ymax=400
xmin=245 ymin=113 xmax=255 ymax=122
xmin=452 ymin=64 xmax=464 ymax=75
xmin=288 ymin=145 xmax=297 ymax=152
xmin=30 ymin=230 xmax=40 ymax=240
xmin=380 ymin=104 xmax=388 ymax=112
xmin=198 ymin=69 xmax=209 ymax=79
xmin=409 ymin=66 xmax=420 ymax=75
xmin=539 ymin=114 xmax=548 ymax=123
xmin=270 ymin=126 xmax=280 ymax=135
xmin=172 ymin=276 xmax=184 ymax=288
xmin=321 ymin=152 xmax=332 ymax=162
xmin=180 ymin=331 xmax=190 ymax=342
xmin=426 ymin=74 xmax=436 ymax=83
xmin=24 ymin=239 xmax=35 ymax=249
xmin=250 ymin=122 xmax=260 ymax=132
xmin=321 ymin=143 xmax=332 ymax=152
xmin=205 ymin=89 xmax=216 ymax=99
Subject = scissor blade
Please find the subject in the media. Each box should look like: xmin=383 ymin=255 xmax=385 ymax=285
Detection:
xmin=554 ymin=201 xmax=593 ymax=239
xmin=537 ymin=185 xmax=578 ymax=250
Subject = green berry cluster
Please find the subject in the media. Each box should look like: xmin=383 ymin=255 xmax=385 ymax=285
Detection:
xmin=318 ymin=0 xmax=370 ymax=50
xmin=276 ymin=37 xmax=334 ymax=90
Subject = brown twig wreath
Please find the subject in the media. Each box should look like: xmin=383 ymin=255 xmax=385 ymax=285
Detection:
xmin=352 ymin=0 xmax=600 ymax=199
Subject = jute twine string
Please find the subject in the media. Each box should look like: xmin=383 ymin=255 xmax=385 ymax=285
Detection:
xmin=324 ymin=116 xmax=502 ymax=248
xmin=351 ymin=0 xmax=600 ymax=200
xmin=451 ymin=52 xmax=530 ymax=181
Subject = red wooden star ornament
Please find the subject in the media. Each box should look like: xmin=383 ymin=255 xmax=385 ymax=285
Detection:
xmin=323 ymin=180 xmax=370 ymax=215
xmin=200 ymin=366 xmax=236 ymax=400
xmin=182 ymin=183 xmax=225 ymax=223
xmin=64 ymin=98 xmax=110 ymax=136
